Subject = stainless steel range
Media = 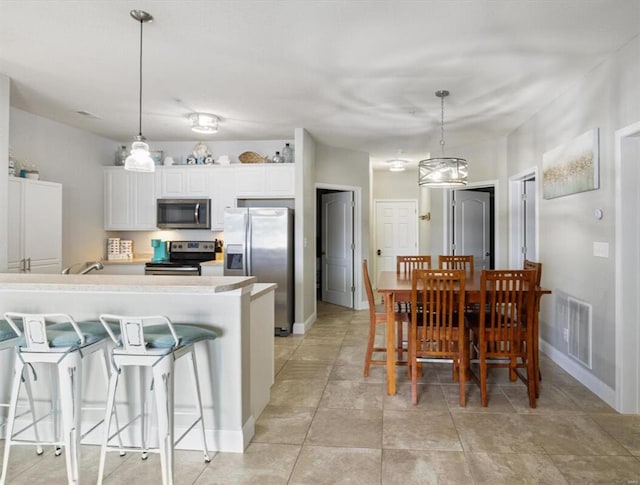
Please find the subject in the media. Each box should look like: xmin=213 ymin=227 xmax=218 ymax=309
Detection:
xmin=144 ymin=241 xmax=217 ymax=276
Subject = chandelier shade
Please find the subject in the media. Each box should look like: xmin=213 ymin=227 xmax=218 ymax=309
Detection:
xmin=418 ymin=90 xmax=467 ymax=187
xmin=418 ymin=157 xmax=468 ymax=186
xmin=125 ymin=9 xmax=155 ymax=173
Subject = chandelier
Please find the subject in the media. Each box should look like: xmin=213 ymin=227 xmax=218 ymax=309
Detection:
xmin=418 ymin=90 xmax=468 ymax=187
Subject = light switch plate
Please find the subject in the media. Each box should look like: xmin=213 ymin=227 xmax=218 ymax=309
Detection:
xmin=593 ymin=242 xmax=609 ymax=258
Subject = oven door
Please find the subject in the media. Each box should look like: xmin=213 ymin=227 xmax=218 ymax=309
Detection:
xmin=144 ymin=263 xmax=201 ymax=276
xmin=157 ymin=199 xmax=211 ymax=229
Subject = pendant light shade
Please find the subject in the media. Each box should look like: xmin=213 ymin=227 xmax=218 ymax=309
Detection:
xmin=418 ymin=90 xmax=468 ymax=187
xmin=125 ymin=10 xmax=155 ymax=173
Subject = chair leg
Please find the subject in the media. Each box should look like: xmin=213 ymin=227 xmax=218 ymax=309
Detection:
xmin=152 ymin=358 xmax=175 ymax=485
xmin=97 ymin=368 xmax=120 ymax=485
xmin=57 ymin=354 xmax=82 ymax=485
xmin=363 ymin=320 xmax=376 ymax=377
xmin=140 ymin=367 xmax=148 ymax=459
xmin=187 ymin=349 xmax=211 ymax=463
xmin=1 ymin=359 xmax=25 ymax=485
xmin=22 ymin=367 xmax=44 ymax=455
xmin=479 ymin=352 xmax=488 ymax=407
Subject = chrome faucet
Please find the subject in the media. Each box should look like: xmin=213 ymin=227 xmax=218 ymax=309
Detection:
xmin=62 ymin=261 xmax=104 ymax=275
xmin=79 ymin=261 xmax=104 ymax=274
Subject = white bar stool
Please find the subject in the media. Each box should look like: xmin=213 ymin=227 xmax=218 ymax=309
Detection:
xmin=0 ymin=319 xmax=43 ymax=460
xmin=97 ymin=314 xmax=217 ymax=485
xmin=1 ymin=312 xmax=117 ymax=485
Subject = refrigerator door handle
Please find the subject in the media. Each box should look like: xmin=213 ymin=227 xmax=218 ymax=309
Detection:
xmin=246 ymin=212 xmax=252 ymax=276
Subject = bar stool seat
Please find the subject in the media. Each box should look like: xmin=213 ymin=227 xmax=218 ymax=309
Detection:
xmin=1 ymin=313 xmax=116 ymax=485
xmin=97 ymin=314 xmax=217 ymax=485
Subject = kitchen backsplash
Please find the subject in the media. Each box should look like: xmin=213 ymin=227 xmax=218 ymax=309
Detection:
xmin=104 ymin=229 xmax=224 ymax=258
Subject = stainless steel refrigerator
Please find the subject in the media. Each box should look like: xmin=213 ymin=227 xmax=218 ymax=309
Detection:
xmin=224 ymin=207 xmax=294 ymax=336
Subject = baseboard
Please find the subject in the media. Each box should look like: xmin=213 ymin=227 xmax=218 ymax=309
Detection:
xmin=540 ymin=339 xmax=616 ymax=409
xmin=292 ymin=311 xmax=317 ymax=335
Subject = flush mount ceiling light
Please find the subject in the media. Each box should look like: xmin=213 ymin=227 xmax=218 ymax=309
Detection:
xmin=189 ymin=113 xmax=219 ymax=134
xmin=387 ymin=159 xmax=408 ymax=172
xmin=386 ymin=149 xmax=409 ymax=172
xmin=418 ymin=90 xmax=468 ymax=187
xmin=124 ymin=9 xmax=155 ymax=173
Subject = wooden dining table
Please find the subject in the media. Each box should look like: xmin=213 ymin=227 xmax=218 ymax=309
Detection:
xmin=376 ymin=269 xmax=551 ymax=395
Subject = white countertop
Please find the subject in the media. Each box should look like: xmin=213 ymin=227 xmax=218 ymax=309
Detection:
xmin=0 ymin=273 xmax=256 ymax=294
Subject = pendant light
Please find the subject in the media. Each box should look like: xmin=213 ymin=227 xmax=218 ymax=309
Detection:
xmin=418 ymin=90 xmax=468 ymax=187
xmin=124 ymin=10 xmax=155 ymax=173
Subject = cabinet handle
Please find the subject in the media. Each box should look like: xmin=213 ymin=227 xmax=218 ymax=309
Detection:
xmin=20 ymin=258 xmax=25 ymax=272
xmin=27 ymin=258 xmax=31 ymax=272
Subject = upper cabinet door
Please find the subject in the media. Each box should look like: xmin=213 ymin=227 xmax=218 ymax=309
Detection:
xmin=104 ymin=168 xmax=157 ymax=230
xmin=158 ymin=167 xmax=210 ymax=197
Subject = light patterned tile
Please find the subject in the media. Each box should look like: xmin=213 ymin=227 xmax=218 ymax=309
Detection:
xmin=253 ymin=406 xmax=316 ymax=445
xmin=289 ymin=446 xmax=381 ymax=485
xmin=306 ymin=408 xmax=382 ymax=449
xmin=550 ymin=454 xmax=640 ymax=484
xmin=383 ymin=410 xmax=462 ymax=451
xmin=382 ymin=449 xmax=474 ymax=484
xmin=194 ymin=443 xmax=299 ymax=485
xmin=466 ymin=452 xmax=569 ymax=484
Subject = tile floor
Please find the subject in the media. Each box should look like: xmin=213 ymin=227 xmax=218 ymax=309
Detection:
xmin=2 ymin=301 xmax=640 ymax=484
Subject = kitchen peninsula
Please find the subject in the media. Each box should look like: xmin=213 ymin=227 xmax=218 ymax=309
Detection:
xmin=0 ymin=273 xmax=275 ymax=453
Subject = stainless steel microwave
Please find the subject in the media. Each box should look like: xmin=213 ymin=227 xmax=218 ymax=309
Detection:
xmin=157 ymin=198 xmax=211 ymax=229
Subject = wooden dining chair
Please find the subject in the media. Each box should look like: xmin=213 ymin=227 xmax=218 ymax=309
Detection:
xmin=468 ymin=269 xmax=537 ymax=407
xmin=439 ymin=255 xmax=474 ymax=272
xmin=363 ymin=259 xmax=408 ymax=377
xmin=523 ymin=259 xmax=543 ymax=396
xmin=395 ymin=256 xmax=432 ymax=354
xmin=409 ymin=269 xmax=468 ymax=406
xmin=397 ymin=255 xmax=432 ymax=275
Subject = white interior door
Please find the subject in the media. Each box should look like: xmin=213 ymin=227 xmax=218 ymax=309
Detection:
xmin=524 ymin=178 xmax=537 ymax=261
xmin=452 ymin=190 xmax=491 ymax=271
xmin=321 ymin=191 xmax=354 ymax=308
xmin=374 ymin=200 xmax=418 ymax=280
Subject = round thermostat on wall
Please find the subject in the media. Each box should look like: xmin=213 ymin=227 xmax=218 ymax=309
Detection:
xmin=594 ymin=208 xmax=604 ymax=220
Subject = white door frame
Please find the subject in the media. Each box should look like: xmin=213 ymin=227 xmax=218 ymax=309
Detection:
xmin=615 ymin=120 xmax=640 ymax=413
xmin=508 ymin=167 xmax=539 ymax=268
xmin=315 ymin=183 xmax=363 ymax=310
xmin=443 ymin=179 xmax=500 ymax=262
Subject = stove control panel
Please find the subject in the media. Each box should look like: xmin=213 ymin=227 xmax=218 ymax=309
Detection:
xmin=169 ymin=241 xmax=216 ymax=253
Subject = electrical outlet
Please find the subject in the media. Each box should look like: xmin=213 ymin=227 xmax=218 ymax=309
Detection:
xmin=563 ymin=328 xmax=569 ymax=342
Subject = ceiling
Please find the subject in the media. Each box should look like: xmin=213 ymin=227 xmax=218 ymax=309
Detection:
xmin=1 ymin=1 xmax=639 ymax=170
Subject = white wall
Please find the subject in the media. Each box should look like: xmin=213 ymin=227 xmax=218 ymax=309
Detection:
xmin=315 ymin=142 xmax=370 ymax=309
xmin=294 ymin=128 xmax=317 ymax=332
xmin=9 ymin=108 xmax=114 ymax=268
xmin=507 ymin=35 xmax=640 ymax=389
xmin=0 ymin=74 xmax=9 ymax=271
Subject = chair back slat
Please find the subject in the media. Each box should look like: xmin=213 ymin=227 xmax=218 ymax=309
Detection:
xmin=480 ymin=270 xmax=535 ymax=356
xmin=411 ymin=269 xmax=465 ymax=356
xmin=439 ymin=255 xmax=474 ymax=272
xmin=362 ymin=259 xmax=377 ymax=320
xmin=397 ymin=255 xmax=431 ymax=275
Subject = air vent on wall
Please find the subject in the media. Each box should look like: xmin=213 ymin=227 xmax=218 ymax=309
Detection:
xmin=554 ymin=290 xmax=593 ymax=369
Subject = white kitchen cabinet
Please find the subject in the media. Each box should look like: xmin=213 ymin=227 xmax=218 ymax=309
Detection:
xmin=8 ymin=178 xmax=62 ymax=273
xmin=265 ymin=164 xmax=295 ymax=196
xmin=104 ymin=167 xmax=157 ymax=230
xmin=211 ymin=167 xmax=236 ymax=230
xmin=235 ymin=164 xmax=295 ymax=197
xmin=158 ymin=167 xmax=211 ymax=197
